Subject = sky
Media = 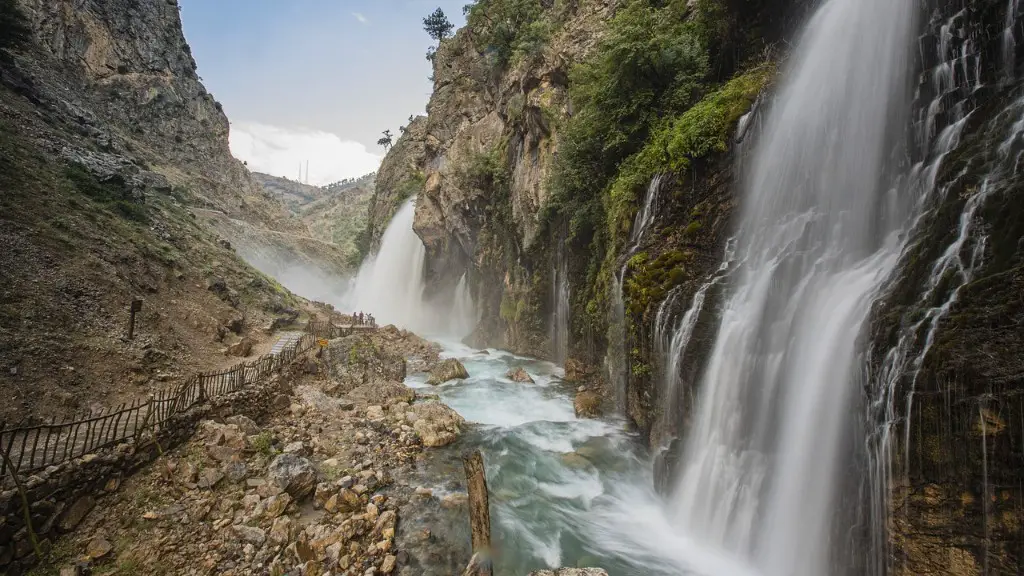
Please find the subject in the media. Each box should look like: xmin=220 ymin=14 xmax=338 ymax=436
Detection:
xmin=178 ymin=0 xmax=467 ymax=185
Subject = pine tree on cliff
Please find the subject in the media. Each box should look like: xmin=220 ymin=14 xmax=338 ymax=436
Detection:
xmin=423 ymin=7 xmax=454 ymax=61
xmin=377 ymin=130 xmax=394 ymax=151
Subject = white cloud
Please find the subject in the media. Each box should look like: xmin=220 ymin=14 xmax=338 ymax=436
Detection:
xmin=352 ymin=12 xmax=368 ymax=25
xmin=229 ymin=122 xmax=382 ymax=186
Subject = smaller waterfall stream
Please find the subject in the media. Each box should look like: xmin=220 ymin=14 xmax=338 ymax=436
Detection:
xmin=607 ymin=175 xmax=664 ymax=409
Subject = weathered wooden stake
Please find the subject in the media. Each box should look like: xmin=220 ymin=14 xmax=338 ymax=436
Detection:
xmin=462 ymin=449 xmax=492 ymax=576
xmin=127 ymin=299 xmax=143 ymax=340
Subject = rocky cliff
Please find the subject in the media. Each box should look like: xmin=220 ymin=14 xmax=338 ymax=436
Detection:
xmin=369 ymin=0 xmax=1023 ymax=572
xmin=0 ymin=0 xmax=332 ymax=423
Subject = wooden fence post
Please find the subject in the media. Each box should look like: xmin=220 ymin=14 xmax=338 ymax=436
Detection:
xmin=462 ymin=450 xmax=492 ymax=576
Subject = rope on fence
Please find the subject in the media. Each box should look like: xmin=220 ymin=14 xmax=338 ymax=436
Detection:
xmin=0 ymin=324 xmax=343 ymax=483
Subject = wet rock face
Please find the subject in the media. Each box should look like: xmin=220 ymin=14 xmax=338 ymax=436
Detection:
xmin=506 ymin=367 xmax=535 ymax=383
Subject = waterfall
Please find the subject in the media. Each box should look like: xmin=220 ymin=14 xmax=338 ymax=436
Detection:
xmin=450 ymin=272 xmax=477 ymax=338
xmin=667 ymin=0 xmax=917 ymax=574
xmin=1005 ymin=0 xmax=1020 ymax=80
xmin=607 ymin=175 xmax=665 ymax=409
xmin=350 ymin=198 xmax=476 ymax=337
xmin=549 ymin=229 xmax=571 ymax=364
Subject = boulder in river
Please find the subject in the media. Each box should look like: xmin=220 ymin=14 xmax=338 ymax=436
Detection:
xmin=528 ymin=565 xmax=606 ymax=569
xmin=574 ymin=390 xmax=603 ymax=418
xmin=564 ymin=358 xmax=586 ymax=382
xmin=505 ymin=367 xmax=535 ymax=383
xmin=410 ymin=401 xmax=466 ymax=446
xmin=426 ymin=358 xmax=469 ymax=385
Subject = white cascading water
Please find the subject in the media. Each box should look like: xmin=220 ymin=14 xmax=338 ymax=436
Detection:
xmin=607 ymin=175 xmax=664 ymax=407
xmin=550 ymin=239 xmax=571 ymax=364
xmin=350 ymin=198 xmax=475 ymax=337
xmin=665 ymin=0 xmax=916 ymax=574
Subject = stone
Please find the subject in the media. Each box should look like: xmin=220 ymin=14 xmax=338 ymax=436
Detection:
xmin=336 ymin=475 xmax=355 ymax=489
xmin=410 ymin=402 xmax=466 ymax=447
xmin=283 ymin=441 xmax=309 ymax=456
xmin=426 ymin=358 xmax=469 ymax=385
xmin=560 ymin=452 xmax=593 ymax=469
xmin=414 ymin=486 xmax=432 ymax=497
xmin=270 ymin=516 xmax=294 ymax=544
xmin=104 ymin=477 xmax=121 ymax=492
xmin=207 ymin=444 xmax=240 ymax=462
xmin=573 ymin=391 xmax=603 ymax=418
xmin=223 ymin=461 xmax=248 ymax=483
xmin=505 ymin=367 xmax=535 ymax=383
xmin=324 ymin=494 xmax=340 ymax=513
xmin=365 ymin=405 xmax=385 ymax=420
xmin=266 ymin=454 xmax=317 ymax=499
xmin=336 ymin=488 xmax=362 ymax=513
xmin=226 ymin=337 xmax=254 ymax=357
xmin=564 ymin=359 xmax=586 ymax=382
xmin=273 ymin=394 xmax=291 ymax=410
xmin=314 ymin=482 xmax=334 ymax=508
xmin=371 ymin=510 xmax=397 ymax=540
xmin=291 ymin=403 xmax=307 ymax=417
xmin=198 ymin=468 xmax=225 ymax=489
xmin=441 ymin=493 xmax=469 ymax=509
xmin=233 ymin=525 xmax=267 ymax=545
xmin=86 ymin=537 xmax=113 ymax=559
xmin=261 ymin=493 xmax=292 ymax=519
xmin=59 ymin=496 xmax=96 ymax=531
xmin=381 ymin=554 xmax=397 ymax=573
xmin=226 ymin=415 xmax=260 ymax=436
xmin=528 ymin=565 xmax=606 ymax=569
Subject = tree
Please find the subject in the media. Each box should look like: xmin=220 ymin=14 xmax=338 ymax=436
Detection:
xmin=377 ymin=130 xmax=394 ymax=151
xmin=423 ymin=7 xmax=453 ymax=60
xmin=423 ymin=7 xmax=454 ymax=42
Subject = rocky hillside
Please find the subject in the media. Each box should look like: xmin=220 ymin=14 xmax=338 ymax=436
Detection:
xmin=0 ymin=0 xmax=334 ymax=424
xmin=251 ymin=172 xmax=326 ymax=214
xmin=367 ymin=0 xmax=1023 ymax=572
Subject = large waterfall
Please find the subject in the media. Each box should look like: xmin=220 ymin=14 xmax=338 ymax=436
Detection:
xmin=666 ymin=0 xmax=917 ymax=574
xmin=349 ymin=198 xmax=475 ymax=337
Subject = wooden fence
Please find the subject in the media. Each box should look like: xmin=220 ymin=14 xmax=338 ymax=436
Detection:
xmin=0 ymin=329 xmax=325 ymax=484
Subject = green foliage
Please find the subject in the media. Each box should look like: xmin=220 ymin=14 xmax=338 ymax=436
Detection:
xmin=625 ymin=249 xmax=693 ymax=317
xmin=423 ymin=7 xmax=455 ymax=41
xmin=0 ymin=0 xmax=30 ymax=59
xmin=464 ymin=0 xmax=548 ymax=68
xmin=64 ymin=163 xmax=150 ymax=223
xmin=544 ymin=0 xmax=713 ymax=245
xmin=250 ymin=431 xmax=275 ymax=457
xmin=604 ymin=64 xmax=771 ymax=248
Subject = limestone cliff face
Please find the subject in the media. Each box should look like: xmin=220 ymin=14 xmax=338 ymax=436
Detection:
xmin=365 ymin=116 xmax=429 ymax=250
xmin=0 ymin=0 xmax=337 ymax=428
xmin=16 ymin=0 xmax=287 ymax=223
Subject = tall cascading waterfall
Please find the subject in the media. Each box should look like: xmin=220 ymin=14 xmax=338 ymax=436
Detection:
xmin=350 ymin=198 xmax=476 ymax=337
xmin=666 ymin=0 xmax=917 ymax=574
xmin=550 ymin=233 xmax=571 ymax=364
xmin=607 ymin=175 xmax=664 ymax=408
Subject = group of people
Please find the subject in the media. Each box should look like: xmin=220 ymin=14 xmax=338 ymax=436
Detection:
xmin=351 ymin=311 xmax=376 ymax=327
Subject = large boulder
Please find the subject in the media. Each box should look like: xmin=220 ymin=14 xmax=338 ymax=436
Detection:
xmin=266 ymin=454 xmax=317 ymax=500
xmin=564 ymin=359 xmax=586 ymax=383
xmin=574 ymin=391 xmax=603 ymax=419
xmin=226 ymin=337 xmax=254 ymax=357
xmin=410 ymin=401 xmax=466 ymax=447
xmin=528 ymin=565 xmax=606 ymax=569
xmin=427 ymin=358 xmax=469 ymax=385
xmin=505 ymin=367 xmax=535 ymax=383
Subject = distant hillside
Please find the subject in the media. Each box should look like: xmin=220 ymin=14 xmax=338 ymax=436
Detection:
xmin=251 ymin=172 xmax=325 ymax=213
xmin=254 ymin=172 xmax=376 ymax=267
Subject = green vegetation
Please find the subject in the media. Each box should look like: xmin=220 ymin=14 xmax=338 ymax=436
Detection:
xmin=463 ymin=0 xmax=554 ymax=68
xmin=624 ymin=249 xmax=692 ymax=317
xmin=64 ymin=162 xmax=150 ymax=223
xmin=250 ymin=431 xmax=276 ymax=457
